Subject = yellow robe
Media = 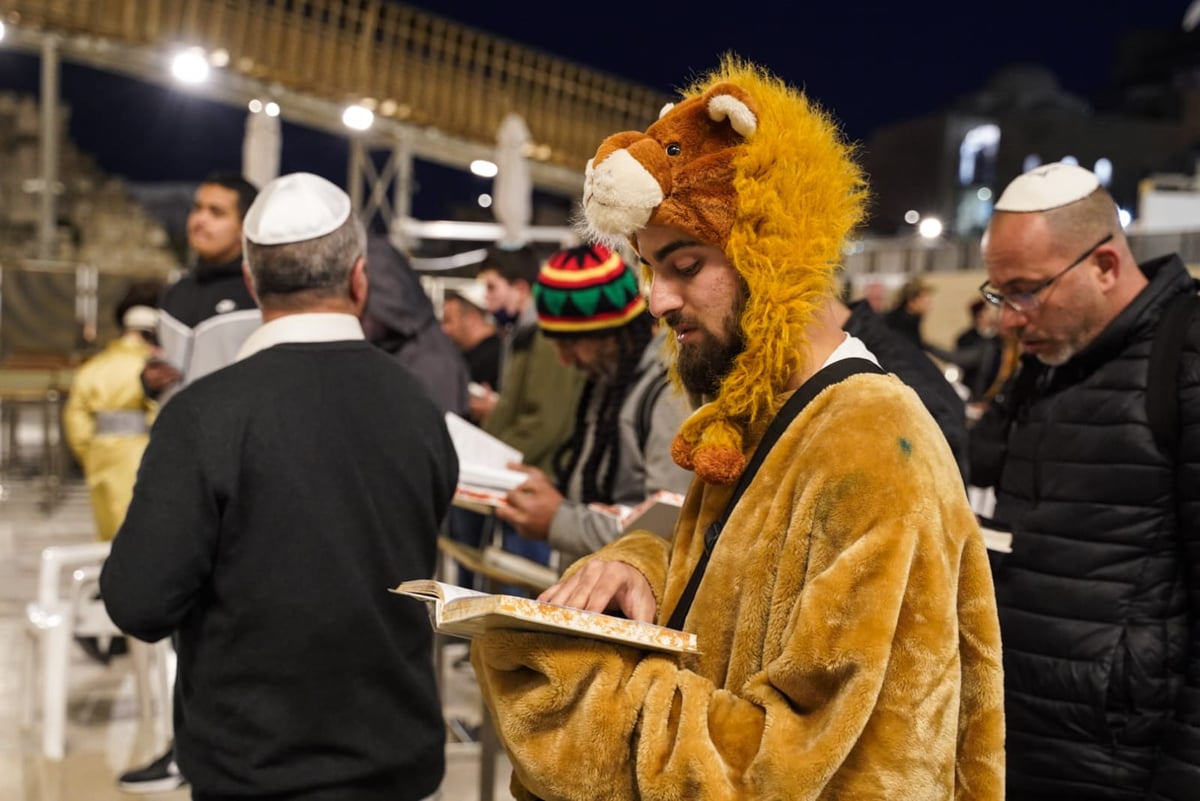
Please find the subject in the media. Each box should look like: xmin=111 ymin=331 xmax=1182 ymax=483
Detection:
xmin=473 ymin=373 xmax=1004 ymax=801
xmin=63 ymin=334 xmax=156 ymax=541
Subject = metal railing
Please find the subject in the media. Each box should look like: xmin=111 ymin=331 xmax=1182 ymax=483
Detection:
xmin=842 ymin=229 xmax=1200 ymax=278
xmin=1 ymin=0 xmax=671 ymax=176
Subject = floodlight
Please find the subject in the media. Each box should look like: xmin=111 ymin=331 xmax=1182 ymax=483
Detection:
xmin=470 ymin=160 xmax=498 ymax=178
xmin=342 ymin=105 xmax=374 ymax=131
xmin=171 ymin=48 xmax=209 ymax=84
xmin=917 ymin=217 xmax=943 ymax=239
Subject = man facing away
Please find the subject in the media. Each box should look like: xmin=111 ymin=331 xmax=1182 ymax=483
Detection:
xmin=496 ymin=243 xmax=693 ymax=570
xmin=970 ymin=161 xmax=1200 ymax=800
xmin=101 ymin=172 xmax=458 ymax=801
xmin=470 ymin=58 xmax=1004 ymax=801
xmin=121 ymin=171 xmax=261 ymax=793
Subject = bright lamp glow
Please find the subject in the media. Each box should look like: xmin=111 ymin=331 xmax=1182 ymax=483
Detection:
xmin=470 ymin=159 xmax=498 ymax=178
xmin=0 ymin=21 xmax=6 ymax=43
xmin=248 ymin=99 xmax=263 ymax=113
xmin=1118 ymin=208 xmax=1133 ymax=229
xmin=903 ymin=209 xmax=920 ymax=225
xmin=478 ymin=193 xmax=493 ymax=208
xmin=264 ymin=102 xmax=280 ymax=117
xmin=171 ymin=48 xmax=210 ymax=84
xmin=342 ymin=105 xmax=374 ymax=131
xmin=976 ymin=187 xmax=993 ymax=201
xmin=917 ymin=217 xmax=943 ymax=239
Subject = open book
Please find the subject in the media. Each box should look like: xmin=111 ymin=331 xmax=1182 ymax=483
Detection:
xmin=158 ymin=308 xmax=262 ymax=386
xmin=588 ymin=490 xmax=685 ymax=537
xmin=444 ymin=412 xmax=528 ymax=508
xmin=391 ymin=579 xmax=699 ymax=654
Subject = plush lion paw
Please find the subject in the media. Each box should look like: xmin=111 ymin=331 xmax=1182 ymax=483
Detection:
xmin=671 ymin=434 xmax=696 ymax=470
xmin=691 ymin=443 xmax=746 ymax=486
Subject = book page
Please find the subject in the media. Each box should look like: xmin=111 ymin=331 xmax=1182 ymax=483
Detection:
xmin=391 ymin=579 xmax=699 ymax=654
xmin=979 ymin=526 xmax=1012 ymax=553
xmin=458 ymin=463 xmax=528 ymax=492
xmin=187 ymin=310 xmax=261 ymax=383
xmin=445 ymin=412 xmax=523 ymax=470
xmin=392 ymin=578 xmax=491 ymax=603
xmin=157 ymin=312 xmax=193 ymax=373
xmin=975 ymin=515 xmax=1013 ymax=553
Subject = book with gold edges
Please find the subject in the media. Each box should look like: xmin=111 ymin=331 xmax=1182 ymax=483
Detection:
xmin=391 ymin=579 xmax=699 ymax=654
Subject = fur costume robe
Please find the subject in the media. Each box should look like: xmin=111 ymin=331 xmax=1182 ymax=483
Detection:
xmin=473 ymin=371 xmax=1004 ymax=801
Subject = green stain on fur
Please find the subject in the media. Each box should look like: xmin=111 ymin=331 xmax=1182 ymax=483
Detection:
xmin=898 ymin=437 xmax=912 ymax=457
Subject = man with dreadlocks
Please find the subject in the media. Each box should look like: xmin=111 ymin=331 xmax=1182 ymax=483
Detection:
xmin=470 ymin=58 xmax=1003 ymax=801
xmin=496 ymin=243 xmax=692 ymax=570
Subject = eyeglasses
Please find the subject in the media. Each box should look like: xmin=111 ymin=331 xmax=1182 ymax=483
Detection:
xmin=979 ymin=233 xmax=1113 ymax=313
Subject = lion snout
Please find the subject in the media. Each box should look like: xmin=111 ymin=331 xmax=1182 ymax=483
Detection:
xmin=582 ymin=146 xmax=666 ymax=238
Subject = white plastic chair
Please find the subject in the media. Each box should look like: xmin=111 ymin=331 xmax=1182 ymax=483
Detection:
xmin=22 ymin=541 xmax=172 ymax=760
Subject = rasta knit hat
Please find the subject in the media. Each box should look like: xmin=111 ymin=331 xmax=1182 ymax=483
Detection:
xmin=534 ymin=244 xmax=647 ymax=338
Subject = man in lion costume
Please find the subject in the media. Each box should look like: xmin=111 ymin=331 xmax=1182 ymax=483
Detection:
xmin=470 ymin=58 xmax=1004 ymax=801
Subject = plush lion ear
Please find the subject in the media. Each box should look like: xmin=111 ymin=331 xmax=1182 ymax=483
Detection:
xmin=704 ymin=83 xmax=757 ymax=138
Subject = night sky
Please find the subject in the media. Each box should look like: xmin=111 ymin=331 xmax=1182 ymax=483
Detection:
xmin=0 ymin=1 xmax=1190 ymax=219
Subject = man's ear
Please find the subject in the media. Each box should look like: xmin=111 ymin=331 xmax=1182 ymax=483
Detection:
xmin=350 ymin=256 xmax=369 ymax=315
xmin=241 ymin=263 xmax=259 ymax=306
xmin=1093 ymin=246 xmax=1121 ymax=292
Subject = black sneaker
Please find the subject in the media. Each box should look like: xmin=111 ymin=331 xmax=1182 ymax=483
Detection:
xmin=117 ymin=747 xmax=187 ymax=794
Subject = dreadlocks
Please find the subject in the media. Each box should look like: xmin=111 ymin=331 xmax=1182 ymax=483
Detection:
xmin=552 ymin=310 xmax=657 ymax=504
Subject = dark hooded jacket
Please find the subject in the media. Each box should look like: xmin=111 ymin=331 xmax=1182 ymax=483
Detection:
xmin=362 ymin=236 xmax=470 ymax=418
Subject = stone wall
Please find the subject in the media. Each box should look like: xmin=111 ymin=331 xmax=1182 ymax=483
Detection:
xmin=0 ymin=92 xmax=179 ymax=361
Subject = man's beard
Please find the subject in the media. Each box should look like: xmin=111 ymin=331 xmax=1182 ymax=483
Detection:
xmin=667 ymin=310 xmax=746 ymax=397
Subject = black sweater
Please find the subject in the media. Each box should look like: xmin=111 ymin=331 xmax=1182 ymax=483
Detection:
xmin=102 ymin=340 xmax=458 ymax=800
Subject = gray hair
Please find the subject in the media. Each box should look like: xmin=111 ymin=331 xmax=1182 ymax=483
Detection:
xmin=244 ymin=215 xmax=366 ymax=303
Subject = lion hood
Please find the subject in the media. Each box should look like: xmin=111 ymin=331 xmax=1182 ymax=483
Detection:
xmin=581 ymin=57 xmax=868 ymax=485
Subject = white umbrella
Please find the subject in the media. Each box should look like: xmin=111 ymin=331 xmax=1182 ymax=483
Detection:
xmin=493 ymin=112 xmax=531 ymax=247
xmin=242 ymin=109 xmax=281 ymax=189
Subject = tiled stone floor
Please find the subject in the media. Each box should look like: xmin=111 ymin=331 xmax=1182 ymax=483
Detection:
xmin=0 ymin=473 xmax=512 ymax=801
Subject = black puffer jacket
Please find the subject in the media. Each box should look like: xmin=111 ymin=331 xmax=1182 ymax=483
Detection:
xmin=970 ymin=254 xmax=1200 ymax=800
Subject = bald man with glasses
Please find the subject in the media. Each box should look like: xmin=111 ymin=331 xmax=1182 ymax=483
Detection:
xmin=970 ymin=162 xmax=1200 ymax=801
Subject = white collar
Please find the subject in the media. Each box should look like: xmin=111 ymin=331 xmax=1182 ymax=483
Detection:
xmin=236 ymin=313 xmax=364 ymax=361
xmin=820 ymin=332 xmax=880 ymax=369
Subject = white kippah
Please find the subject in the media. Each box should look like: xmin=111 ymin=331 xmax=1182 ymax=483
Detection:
xmin=243 ymin=172 xmax=352 ymax=245
xmin=452 ymin=280 xmax=489 ymax=312
xmin=994 ymin=162 xmax=1101 ymax=213
xmin=122 ymin=305 xmax=158 ymax=332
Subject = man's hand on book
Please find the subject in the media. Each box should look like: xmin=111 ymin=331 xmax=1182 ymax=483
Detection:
xmin=538 ymin=559 xmax=656 ymax=623
xmin=495 ymin=465 xmax=562 ymax=541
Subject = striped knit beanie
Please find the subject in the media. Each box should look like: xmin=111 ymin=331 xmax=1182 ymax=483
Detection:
xmin=534 ymin=244 xmax=647 ymax=338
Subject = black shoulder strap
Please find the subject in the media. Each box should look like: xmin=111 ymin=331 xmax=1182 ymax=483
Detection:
xmin=665 ymin=357 xmax=884 ymax=631
xmin=635 ymin=368 xmax=671 ymax=452
xmin=1147 ymin=285 xmax=1199 ymax=459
